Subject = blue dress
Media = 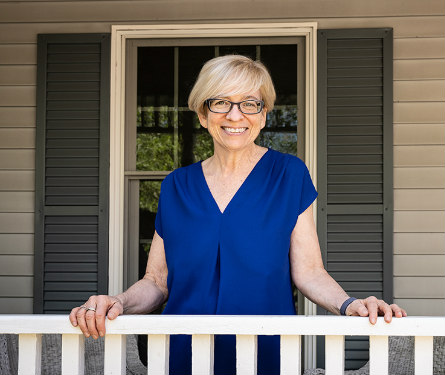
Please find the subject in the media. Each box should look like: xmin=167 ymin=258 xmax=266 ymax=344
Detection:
xmin=155 ymin=148 xmax=318 ymax=375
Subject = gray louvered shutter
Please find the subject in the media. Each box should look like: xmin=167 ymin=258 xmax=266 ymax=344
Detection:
xmin=34 ymin=34 xmax=110 ymax=313
xmin=317 ymin=29 xmax=393 ymax=370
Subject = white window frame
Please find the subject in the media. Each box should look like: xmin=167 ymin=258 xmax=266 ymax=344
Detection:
xmin=108 ymin=21 xmax=318 ymax=366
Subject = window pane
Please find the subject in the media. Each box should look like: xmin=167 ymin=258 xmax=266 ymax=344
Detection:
xmin=138 ymin=47 xmax=174 ymax=107
xmin=137 ymin=132 xmax=176 ymax=171
xmin=178 ymin=46 xmax=214 ymax=107
xmin=139 ymin=180 xmax=162 ymax=278
xmin=219 ymin=45 xmax=256 ymax=59
xmin=259 ymin=132 xmax=298 ymax=156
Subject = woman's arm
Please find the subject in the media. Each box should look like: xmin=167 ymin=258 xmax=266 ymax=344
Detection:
xmin=69 ymin=231 xmax=168 ymax=338
xmin=289 ymin=204 xmax=406 ymax=324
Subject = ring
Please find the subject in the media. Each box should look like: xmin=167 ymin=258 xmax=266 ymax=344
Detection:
xmin=80 ymin=306 xmax=96 ymax=312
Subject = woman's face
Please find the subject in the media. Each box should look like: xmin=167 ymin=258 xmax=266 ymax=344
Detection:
xmin=197 ymin=91 xmax=267 ymax=153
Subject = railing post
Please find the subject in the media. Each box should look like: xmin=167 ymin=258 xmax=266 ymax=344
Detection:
xmin=18 ymin=334 xmax=42 ymax=375
xmin=236 ymin=335 xmax=257 ymax=375
xmin=369 ymin=335 xmax=388 ymax=375
xmin=415 ymin=336 xmax=433 ymax=375
xmin=104 ymin=334 xmax=126 ymax=375
xmin=281 ymin=335 xmax=302 ymax=375
xmin=325 ymin=335 xmax=344 ymax=375
xmin=192 ymin=334 xmax=214 ymax=375
xmin=148 ymin=334 xmax=169 ymax=375
xmin=62 ymin=334 xmax=85 ymax=375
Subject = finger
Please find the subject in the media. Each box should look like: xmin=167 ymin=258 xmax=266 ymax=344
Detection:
xmin=107 ymin=299 xmax=123 ymax=320
xmin=75 ymin=307 xmax=90 ymax=337
xmin=390 ymin=303 xmax=404 ymax=318
xmin=95 ymin=296 xmax=110 ymax=337
xmin=69 ymin=307 xmax=81 ymax=327
xmin=378 ymin=301 xmax=392 ymax=323
xmin=347 ymin=299 xmax=368 ymax=317
xmin=85 ymin=308 xmax=99 ymax=339
xmin=401 ymin=308 xmax=408 ymax=317
xmin=364 ymin=297 xmax=379 ymax=324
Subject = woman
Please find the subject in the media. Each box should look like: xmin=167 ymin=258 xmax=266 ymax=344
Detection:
xmin=70 ymin=55 xmax=406 ymax=374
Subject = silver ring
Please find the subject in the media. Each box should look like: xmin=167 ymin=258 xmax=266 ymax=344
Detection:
xmin=86 ymin=307 xmax=96 ymax=312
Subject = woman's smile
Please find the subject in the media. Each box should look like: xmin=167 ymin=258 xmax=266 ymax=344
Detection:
xmin=222 ymin=126 xmax=248 ymax=135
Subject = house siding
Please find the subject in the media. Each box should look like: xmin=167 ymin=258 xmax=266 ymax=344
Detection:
xmin=0 ymin=0 xmax=443 ymax=314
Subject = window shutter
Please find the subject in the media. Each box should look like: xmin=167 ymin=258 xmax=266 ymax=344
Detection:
xmin=317 ymin=28 xmax=393 ymax=370
xmin=34 ymin=34 xmax=110 ymax=313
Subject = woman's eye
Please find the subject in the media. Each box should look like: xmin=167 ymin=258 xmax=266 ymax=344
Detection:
xmin=243 ymin=101 xmax=256 ymax=107
xmin=214 ymin=100 xmax=228 ymax=106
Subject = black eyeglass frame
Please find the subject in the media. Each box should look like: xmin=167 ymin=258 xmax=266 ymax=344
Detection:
xmin=205 ymin=98 xmax=265 ymax=115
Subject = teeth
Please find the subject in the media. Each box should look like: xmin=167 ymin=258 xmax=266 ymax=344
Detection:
xmin=223 ymin=127 xmax=247 ymax=133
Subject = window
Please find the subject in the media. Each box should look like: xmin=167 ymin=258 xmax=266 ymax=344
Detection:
xmin=123 ymin=38 xmax=306 ymax=288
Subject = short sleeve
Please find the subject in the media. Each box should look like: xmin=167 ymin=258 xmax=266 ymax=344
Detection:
xmin=298 ymin=163 xmax=318 ymax=216
xmin=154 ymin=188 xmax=163 ymax=239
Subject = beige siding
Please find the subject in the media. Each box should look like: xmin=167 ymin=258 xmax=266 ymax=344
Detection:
xmin=0 ymin=0 xmax=443 ymax=314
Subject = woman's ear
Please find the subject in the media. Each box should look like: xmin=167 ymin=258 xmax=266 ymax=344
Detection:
xmin=197 ymin=112 xmax=208 ymax=128
xmin=260 ymin=108 xmax=267 ymax=130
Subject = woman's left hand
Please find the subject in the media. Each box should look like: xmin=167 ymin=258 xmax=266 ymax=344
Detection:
xmin=346 ymin=296 xmax=407 ymax=324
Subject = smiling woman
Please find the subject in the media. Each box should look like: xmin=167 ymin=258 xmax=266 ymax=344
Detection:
xmin=70 ymin=54 xmax=406 ymax=375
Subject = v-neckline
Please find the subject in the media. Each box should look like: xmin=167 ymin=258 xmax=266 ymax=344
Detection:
xmin=199 ymin=149 xmax=270 ymax=215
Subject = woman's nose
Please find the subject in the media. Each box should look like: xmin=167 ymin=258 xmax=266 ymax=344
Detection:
xmin=225 ymin=104 xmax=244 ymax=121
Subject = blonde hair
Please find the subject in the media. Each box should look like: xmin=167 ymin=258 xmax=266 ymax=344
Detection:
xmin=188 ymin=55 xmax=276 ymax=116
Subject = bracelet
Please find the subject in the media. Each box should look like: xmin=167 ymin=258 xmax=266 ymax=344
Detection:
xmin=340 ymin=297 xmax=357 ymax=316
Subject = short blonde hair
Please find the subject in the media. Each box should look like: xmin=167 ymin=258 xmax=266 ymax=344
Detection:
xmin=188 ymin=55 xmax=276 ymax=116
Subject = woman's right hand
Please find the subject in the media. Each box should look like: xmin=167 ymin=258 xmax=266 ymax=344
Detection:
xmin=69 ymin=295 xmax=124 ymax=339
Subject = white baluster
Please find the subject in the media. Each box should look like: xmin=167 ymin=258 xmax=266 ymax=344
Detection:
xmin=192 ymin=334 xmax=214 ymax=375
xmin=236 ymin=335 xmax=257 ymax=375
xmin=62 ymin=334 xmax=85 ymax=375
xmin=415 ymin=336 xmax=433 ymax=375
xmin=148 ymin=334 xmax=169 ymax=375
xmin=325 ymin=335 xmax=344 ymax=375
xmin=369 ymin=336 xmax=388 ymax=375
xmin=18 ymin=334 xmax=42 ymax=375
xmin=281 ymin=335 xmax=301 ymax=375
xmin=104 ymin=334 xmax=126 ymax=375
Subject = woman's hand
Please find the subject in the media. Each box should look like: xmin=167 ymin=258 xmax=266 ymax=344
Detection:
xmin=346 ymin=296 xmax=407 ymax=324
xmin=69 ymin=295 xmax=124 ymax=339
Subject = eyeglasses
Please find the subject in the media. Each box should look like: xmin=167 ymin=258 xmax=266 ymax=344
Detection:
xmin=205 ymin=98 xmax=264 ymax=115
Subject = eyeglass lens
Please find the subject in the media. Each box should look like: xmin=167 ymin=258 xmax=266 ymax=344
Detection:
xmin=208 ymin=99 xmax=262 ymax=114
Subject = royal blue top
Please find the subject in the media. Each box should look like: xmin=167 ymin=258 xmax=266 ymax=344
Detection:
xmin=155 ymin=148 xmax=318 ymax=375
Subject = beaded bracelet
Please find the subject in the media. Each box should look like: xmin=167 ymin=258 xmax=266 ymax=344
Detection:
xmin=340 ymin=297 xmax=357 ymax=316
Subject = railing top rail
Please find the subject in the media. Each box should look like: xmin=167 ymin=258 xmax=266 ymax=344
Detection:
xmin=0 ymin=315 xmax=444 ymax=336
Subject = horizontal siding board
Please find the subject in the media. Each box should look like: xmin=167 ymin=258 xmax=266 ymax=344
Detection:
xmin=394 ymin=123 xmax=445 ymax=145
xmin=394 ymin=189 xmax=445 ymax=210
xmin=394 ymin=59 xmax=445 ymax=80
xmin=0 ymin=15 xmax=443 ymax=43
xmin=394 ymin=145 xmax=445 ymax=167
xmin=0 ymin=128 xmax=35 ymax=148
xmin=0 ymin=86 xmax=35 ymax=107
xmin=394 ymin=37 xmax=445 ymax=59
xmin=0 ymin=298 xmax=32 ymax=313
xmin=0 ymin=192 xmax=34 ymax=213
xmin=394 ymin=277 xmax=445 ymax=298
xmin=0 ymin=213 xmax=33 ymax=233
xmin=394 ymin=102 xmax=445 ymax=123
xmin=0 ymin=150 xmax=34 ymax=169
xmin=0 ymin=44 xmax=36 ymax=64
xmin=394 ymin=255 xmax=445 ymax=276
xmin=394 ymin=211 xmax=445 ymax=232
xmin=394 ymin=167 xmax=445 ymax=188
xmin=0 ymin=171 xmax=34 ymax=191
xmin=1 ymin=1 xmax=443 ymax=23
xmin=393 ymin=298 xmax=444 ymax=316
xmin=0 ymin=234 xmax=34 ymax=255
xmin=0 ymin=107 xmax=35 ymax=127
xmin=0 ymin=276 xmax=33 ymax=297
xmin=394 ymin=233 xmax=445 ymax=255
xmin=0 ymin=255 xmax=33 ymax=275
xmin=0 ymin=66 xmax=36 ymax=85
xmin=394 ymin=80 xmax=445 ymax=102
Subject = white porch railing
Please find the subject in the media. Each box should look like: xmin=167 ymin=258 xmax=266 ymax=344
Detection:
xmin=0 ymin=315 xmax=443 ymax=375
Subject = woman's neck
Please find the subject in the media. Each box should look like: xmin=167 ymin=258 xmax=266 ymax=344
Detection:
xmin=206 ymin=144 xmax=267 ymax=177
